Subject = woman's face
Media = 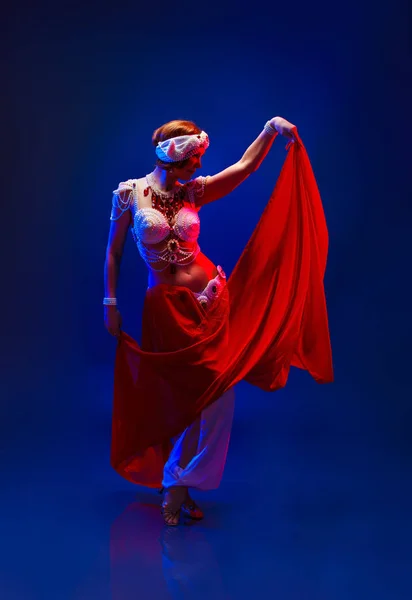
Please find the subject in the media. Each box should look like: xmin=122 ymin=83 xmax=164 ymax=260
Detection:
xmin=172 ymin=150 xmax=205 ymax=181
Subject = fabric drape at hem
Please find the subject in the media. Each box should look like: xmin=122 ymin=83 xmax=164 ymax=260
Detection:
xmin=111 ymin=131 xmax=334 ymax=488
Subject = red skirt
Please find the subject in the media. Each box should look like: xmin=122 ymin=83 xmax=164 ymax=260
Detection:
xmin=111 ymin=132 xmax=334 ymax=487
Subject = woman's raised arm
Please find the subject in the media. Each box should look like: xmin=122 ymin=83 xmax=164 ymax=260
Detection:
xmin=197 ymin=116 xmax=296 ymax=207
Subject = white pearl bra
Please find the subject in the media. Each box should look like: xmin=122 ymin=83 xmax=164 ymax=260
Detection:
xmin=134 ymin=205 xmax=200 ymax=245
xmin=111 ymin=176 xmax=207 ymax=271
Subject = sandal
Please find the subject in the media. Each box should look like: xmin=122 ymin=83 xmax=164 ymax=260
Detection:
xmin=161 ymin=486 xmax=185 ymax=526
xmin=181 ymin=491 xmax=204 ymax=520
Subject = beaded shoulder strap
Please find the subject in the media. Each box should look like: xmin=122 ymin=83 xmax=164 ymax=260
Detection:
xmin=185 ymin=176 xmax=208 ymax=209
xmin=131 ymin=179 xmax=139 ymax=213
xmin=186 ymin=183 xmax=195 ymax=209
xmin=111 ymin=179 xmax=140 ymax=220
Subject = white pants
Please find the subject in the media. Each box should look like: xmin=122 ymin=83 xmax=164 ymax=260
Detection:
xmin=162 ymin=387 xmax=236 ymax=490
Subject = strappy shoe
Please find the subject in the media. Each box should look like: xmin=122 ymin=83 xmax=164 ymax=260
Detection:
xmin=161 ymin=487 xmax=185 ymax=526
xmin=161 ymin=502 xmax=181 ymax=526
xmin=181 ymin=492 xmax=204 ymax=520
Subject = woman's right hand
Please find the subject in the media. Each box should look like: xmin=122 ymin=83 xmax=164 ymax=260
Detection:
xmin=104 ymin=306 xmax=122 ymax=338
xmin=270 ymin=116 xmax=297 ymax=140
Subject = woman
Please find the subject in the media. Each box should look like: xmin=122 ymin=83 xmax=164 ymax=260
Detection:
xmin=104 ymin=117 xmax=333 ymax=526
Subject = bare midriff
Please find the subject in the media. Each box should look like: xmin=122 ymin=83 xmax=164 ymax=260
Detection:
xmin=147 ymin=251 xmax=218 ymax=293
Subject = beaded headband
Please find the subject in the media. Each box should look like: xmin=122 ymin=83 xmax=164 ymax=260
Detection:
xmin=155 ymin=130 xmax=209 ymax=163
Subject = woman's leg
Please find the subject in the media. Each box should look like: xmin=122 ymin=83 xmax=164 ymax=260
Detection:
xmin=161 ymin=388 xmax=235 ymax=524
xmin=162 ymin=416 xmax=201 ymax=524
xmin=162 ymin=387 xmax=236 ymax=491
xmin=174 ymin=416 xmax=204 ymax=518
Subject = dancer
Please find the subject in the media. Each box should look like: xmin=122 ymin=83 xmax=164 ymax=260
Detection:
xmin=104 ymin=117 xmax=333 ymax=525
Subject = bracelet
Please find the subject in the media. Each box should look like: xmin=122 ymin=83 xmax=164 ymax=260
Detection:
xmin=263 ymin=121 xmax=277 ymax=136
xmin=103 ymin=297 xmax=117 ymax=306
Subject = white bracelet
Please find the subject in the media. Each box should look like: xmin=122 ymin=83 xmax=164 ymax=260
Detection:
xmin=103 ymin=297 xmax=117 ymax=306
xmin=264 ymin=121 xmax=277 ymax=136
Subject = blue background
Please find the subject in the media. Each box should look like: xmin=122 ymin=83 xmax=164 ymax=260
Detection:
xmin=2 ymin=0 xmax=411 ymax=598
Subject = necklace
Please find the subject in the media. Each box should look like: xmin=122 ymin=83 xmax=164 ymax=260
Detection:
xmin=144 ymin=173 xmax=185 ymax=225
xmin=145 ymin=172 xmax=178 ymax=198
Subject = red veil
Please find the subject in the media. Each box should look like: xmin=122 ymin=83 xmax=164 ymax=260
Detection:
xmin=111 ymin=131 xmax=334 ymax=487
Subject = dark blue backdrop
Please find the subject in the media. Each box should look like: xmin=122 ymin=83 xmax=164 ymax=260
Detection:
xmin=2 ymin=1 xmax=411 ymax=598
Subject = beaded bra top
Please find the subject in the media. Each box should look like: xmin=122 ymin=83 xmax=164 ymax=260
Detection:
xmin=134 ymin=203 xmax=200 ymax=245
xmin=111 ymin=176 xmax=207 ymax=272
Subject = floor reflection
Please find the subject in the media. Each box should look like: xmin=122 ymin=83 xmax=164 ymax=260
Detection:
xmin=110 ymin=499 xmax=229 ymax=600
xmin=159 ymin=524 xmax=227 ymax=599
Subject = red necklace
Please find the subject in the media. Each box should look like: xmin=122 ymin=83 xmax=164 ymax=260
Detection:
xmin=144 ymin=174 xmax=186 ymax=224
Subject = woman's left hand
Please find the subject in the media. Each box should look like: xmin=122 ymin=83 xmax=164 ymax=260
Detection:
xmin=270 ymin=116 xmax=297 ymax=140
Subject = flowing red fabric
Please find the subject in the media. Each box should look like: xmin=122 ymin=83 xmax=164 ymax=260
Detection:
xmin=111 ymin=131 xmax=334 ymax=487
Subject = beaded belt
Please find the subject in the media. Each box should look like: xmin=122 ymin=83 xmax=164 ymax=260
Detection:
xmin=193 ymin=265 xmax=226 ymax=310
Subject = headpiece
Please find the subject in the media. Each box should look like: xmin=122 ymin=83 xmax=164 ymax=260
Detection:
xmin=155 ymin=131 xmax=209 ymax=163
